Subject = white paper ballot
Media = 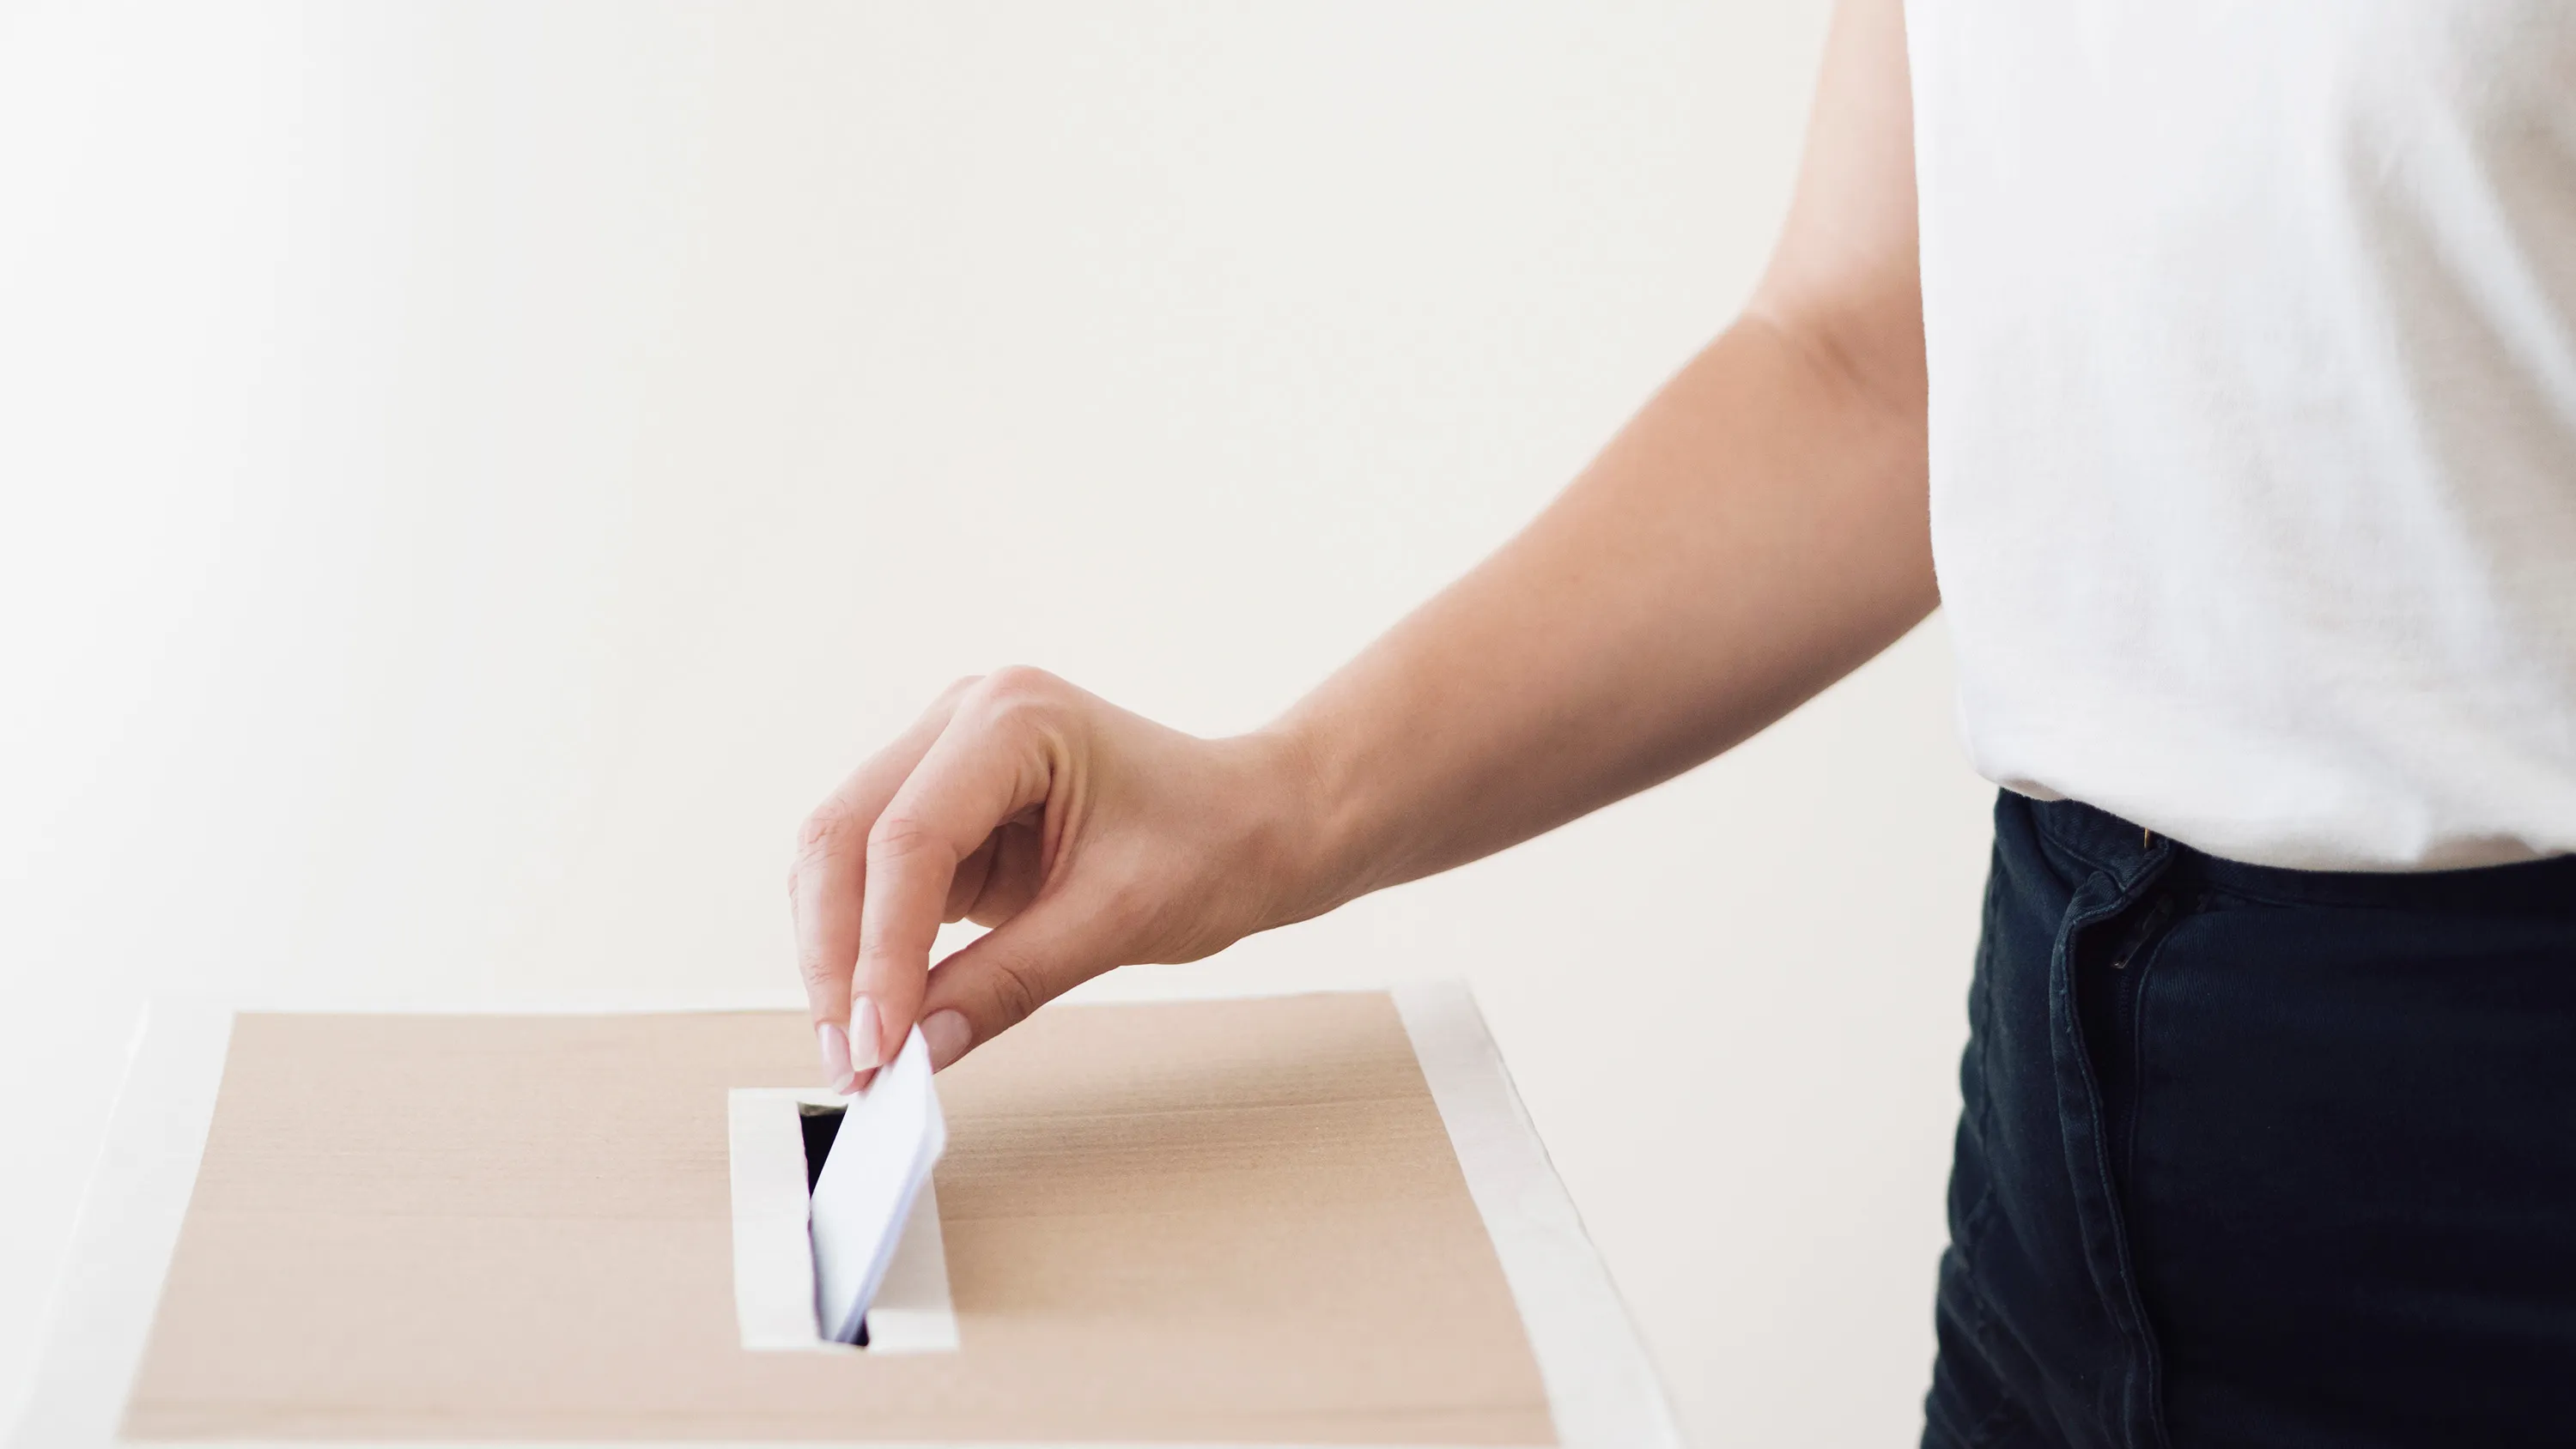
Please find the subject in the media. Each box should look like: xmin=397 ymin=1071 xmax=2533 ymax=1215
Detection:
xmin=808 ymin=1026 xmax=949 ymax=1346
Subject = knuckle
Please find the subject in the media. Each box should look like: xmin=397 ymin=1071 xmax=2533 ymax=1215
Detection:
xmin=985 ymin=955 xmax=1046 ymax=1029
xmin=981 ymin=664 xmax=1060 ymax=698
xmin=793 ymin=803 xmax=858 ymax=863
xmin=934 ymin=674 xmax=985 ymax=709
xmin=867 ymin=812 xmax=945 ymax=863
xmin=1097 ymin=877 xmax=1161 ymax=939
xmin=968 ymin=665 xmax=1064 ymax=724
xmin=796 ymin=949 xmax=840 ymax=991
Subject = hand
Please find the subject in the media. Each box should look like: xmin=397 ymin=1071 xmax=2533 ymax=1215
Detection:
xmin=790 ymin=668 xmax=1321 ymax=1088
xmin=786 ymin=0 xmax=1929 ymax=1090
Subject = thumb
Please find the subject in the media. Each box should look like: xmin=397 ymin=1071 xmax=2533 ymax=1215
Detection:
xmin=914 ymin=900 xmax=1117 ymax=1070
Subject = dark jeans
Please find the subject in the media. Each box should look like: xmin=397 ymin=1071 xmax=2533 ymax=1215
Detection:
xmin=1925 ymin=791 xmax=2576 ymax=1449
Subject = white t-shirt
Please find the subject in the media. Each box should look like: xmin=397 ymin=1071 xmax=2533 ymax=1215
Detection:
xmin=1907 ymin=0 xmax=2576 ymax=870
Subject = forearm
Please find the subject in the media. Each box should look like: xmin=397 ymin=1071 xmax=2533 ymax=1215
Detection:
xmin=1266 ymin=311 xmax=1933 ymax=919
xmin=787 ymin=0 xmax=1928 ymax=1075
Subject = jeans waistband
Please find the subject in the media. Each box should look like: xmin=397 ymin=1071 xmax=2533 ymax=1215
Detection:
xmin=2023 ymin=794 xmax=2576 ymax=915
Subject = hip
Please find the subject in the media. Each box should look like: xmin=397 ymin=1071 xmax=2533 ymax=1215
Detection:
xmin=1927 ymin=790 xmax=2576 ymax=1449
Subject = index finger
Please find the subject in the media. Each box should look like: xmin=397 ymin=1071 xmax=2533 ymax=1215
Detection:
xmin=791 ymin=688 xmax=969 ymax=1090
xmin=852 ymin=705 xmax=1056 ymax=1067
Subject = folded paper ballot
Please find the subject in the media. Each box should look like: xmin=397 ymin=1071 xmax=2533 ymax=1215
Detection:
xmin=809 ymin=1026 xmax=948 ymax=1344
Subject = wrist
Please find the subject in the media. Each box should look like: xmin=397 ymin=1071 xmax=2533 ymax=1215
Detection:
xmin=1228 ymin=714 xmax=1366 ymax=933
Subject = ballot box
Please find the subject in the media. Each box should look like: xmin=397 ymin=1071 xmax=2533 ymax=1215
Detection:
xmin=12 ymin=984 xmax=1679 ymax=1449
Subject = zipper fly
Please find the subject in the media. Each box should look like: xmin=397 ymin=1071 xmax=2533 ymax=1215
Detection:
xmin=2110 ymin=893 xmax=2178 ymax=971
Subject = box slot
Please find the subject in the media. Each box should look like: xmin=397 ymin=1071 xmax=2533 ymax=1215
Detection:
xmin=726 ymin=1087 xmax=958 ymax=1355
xmin=796 ymin=1103 xmax=867 ymax=1346
xmin=799 ymin=1103 xmax=841 ymax=1192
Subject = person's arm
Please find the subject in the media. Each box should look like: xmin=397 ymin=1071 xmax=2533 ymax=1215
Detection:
xmin=790 ymin=0 xmax=1927 ymax=1089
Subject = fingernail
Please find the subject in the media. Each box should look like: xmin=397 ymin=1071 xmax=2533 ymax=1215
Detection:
xmin=921 ymin=1009 xmax=972 ymax=1071
xmin=848 ymin=995 xmax=886 ymax=1072
xmin=817 ymin=1022 xmax=857 ymax=1094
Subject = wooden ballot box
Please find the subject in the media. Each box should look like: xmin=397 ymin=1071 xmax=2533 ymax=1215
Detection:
xmin=12 ymin=985 xmax=1677 ymax=1449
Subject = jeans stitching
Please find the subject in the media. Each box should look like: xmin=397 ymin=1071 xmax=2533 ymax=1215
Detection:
xmin=2112 ymin=901 xmax=2191 ymax=1449
xmin=2032 ymin=808 xmax=2130 ymax=877
xmin=2114 ymin=902 xmax=2190 ymax=1187
xmin=1955 ymin=850 xmax=2008 ymax=1255
xmin=2056 ymin=873 xmax=2174 ymax=1449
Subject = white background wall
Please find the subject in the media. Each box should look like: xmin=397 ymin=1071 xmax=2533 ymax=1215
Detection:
xmin=0 ymin=3 xmax=1996 ymax=1443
